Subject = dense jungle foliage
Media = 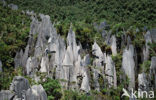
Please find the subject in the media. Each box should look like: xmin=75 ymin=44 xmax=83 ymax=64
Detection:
xmin=0 ymin=2 xmax=31 ymax=68
xmin=6 ymin=0 xmax=156 ymax=27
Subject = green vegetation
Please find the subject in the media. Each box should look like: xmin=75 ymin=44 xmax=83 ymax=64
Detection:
xmin=0 ymin=68 xmax=16 ymax=90
xmin=63 ymin=90 xmax=116 ymax=100
xmin=7 ymin=0 xmax=156 ymax=28
xmin=6 ymin=0 xmax=156 ymax=48
xmin=0 ymin=2 xmax=31 ymax=68
xmin=0 ymin=3 xmax=30 ymax=90
xmin=112 ymin=53 xmax=122 ymax=84
xmin=63 ymin=90 xmax=94 ymax=100
xmin=140 ymin=60 xmax=151 ymax=73
xmin=0 ymin=67 xmax=23 ymax=90
xmin=41 ymin=78 xmax=62 ymax=100
xmin=101 ymin=75 xmax=129 ymax=100
xmin=149 ymin=42 xmax=156 ymax=57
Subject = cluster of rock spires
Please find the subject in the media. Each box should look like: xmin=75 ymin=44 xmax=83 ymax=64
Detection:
xmin=14 ymin=13 xmax=92 ymax=92
xmin=12 ymin=11 xmax=155 ymax=92
xmin=0 ymin=1 xmax=156 ymax=99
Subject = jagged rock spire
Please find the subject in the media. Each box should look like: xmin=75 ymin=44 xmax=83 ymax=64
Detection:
xmin=105 ymin=55 xmax=117 ymax=88
xmin=122 ymin=45 xmax=135 ymax=89
xmin=92 ymin=41 xmax=104 ymax=67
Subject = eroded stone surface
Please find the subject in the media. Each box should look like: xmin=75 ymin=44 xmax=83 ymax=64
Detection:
xmin=150 ymin=56 xmax=156 ymax=89
xmin=92 ymin=41 xmax=104 ymax=67
xmin=8 ymin=4 xmax=18 ymax=10
xmin=25 ymin=85 xmax=47 ymax=100
xmin=105 ymin=55 xmax=117 ymax=88
xmin=10 ymin=76 xmax=30 ymax=98
xmin=0 ymin=90 xmax=14 ymax=100
xmin=143 ymin=31 xmax=152 ymax=61
xmin=0 ymin=60 xmax=2 ymax=72
xmin=14 ymin=50 xmax=23 ymax=68
xmin=122 ymin=45 xmax=135 ymax=89
xmin=138 ymin=73 xmax=149 ymax=90
xmin=150 ymin=29 xmax=156 ymax=42
xmin=110 ymin=35 xmax=117 ymax=56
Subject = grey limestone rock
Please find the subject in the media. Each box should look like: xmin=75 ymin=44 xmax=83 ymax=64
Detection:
xmin=143 ymin=31 xmax=152 ymax=61
xmin=22 ymin=45 xmax=29 ymax=68
xmin=110 ymin=35 xmax=117 ymax=56
xmin=14 ymin=49 xmax=23 ymax=68
xmin=150 ymin=56 xmax=156 ymax=89
xmin=92 ymin=41 xmax=104 ymax=67
xmin=10 ymin=76 xmax=30 ymax=98
xmin=25 ymin=84 xmax=47 ymax=100
xmin=138 ymin=73 xmax=149 ymax=91
xmin=92 ymin=69 xmax=100 ymax=91
xmin=0 ymin=90 xmax=14 ymax=100
xmin=80 ymin=67 xmax=90 ymax=92
xmin=105 ymin=55 xmax=117 ymax=88
xmin=0 ymin=60 xmax=2 ymax=72
xmin=150 ymin=29 xmax=156 ymax=42
xmin=40 ymin=56 xmax=49 ymax=73
xmin=8 ymin=4 xmax=18 ymax=10
xmin=82 ymin=54 xmax=90 ymax=66
xmin=26 ymin=57 xmax=39 ymax=75
xmin=122 ymin=45 xmax=135 ymax=89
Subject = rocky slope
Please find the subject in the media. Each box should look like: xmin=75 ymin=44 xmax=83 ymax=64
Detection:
xmin=0 ymin=1 xmax=156 ymax=100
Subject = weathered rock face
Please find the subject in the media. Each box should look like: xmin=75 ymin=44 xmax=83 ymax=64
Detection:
xmin=150 ymin=57 xmax=156 ymax=89
xmin=127 ymin=36 xmax=131 ymax=48
xmin=92 ymin=42 xmax=104 ymax=90
xmin=150 ymin=29 xmax=156 ymax=43
xmin=143 ymin=31 xmax=152 ymax=61
xmin=105 ymin=55 xmax=117 ymax=88
xmin=25 ymin=85 xmax=47 ymax=100
xmin=0 ymin=90 xmax=14 ymax=100
xmin=80 ymin=67 xmax=91 ymax=92
xmin=94 ymin=21 xmax=109 ymax=32
xmin=122 ymin=45 xmax=135 ymax=89
xmin=0 ymin=60 xmax=2 ymax=72
xmin=101 ymin=30 xmax=107 ymax=39
xmin=92 ymin=41 xmax=104 ymax=67
xmin=26 ymin=57 xmax=39 ymax=75
xmin=8 ymin=3 xmax=18 ymax=10
xmin=10 ymin=76 xmax=30 ymax=98
xmin=82 ymin=54 xmax=90 ymax=66
xmin=105 ymin=31 xmax=112 ymax=45
xmin=138 ymin=73 xmax=149 ymax=91
xmin=92 ymin=68 xmax=100 ymax=91
xmin=14 ymin=50 xmax=23 ymax=68
xmin=110 ymin=35 xmax=117 ymax=56
xmin=22 ymin=45 xmax=29 ymax=69
xmin=54 ymin=36 xmax=66 ymax=66
xmin=40 ymin=56 xmax=49 ymax=73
